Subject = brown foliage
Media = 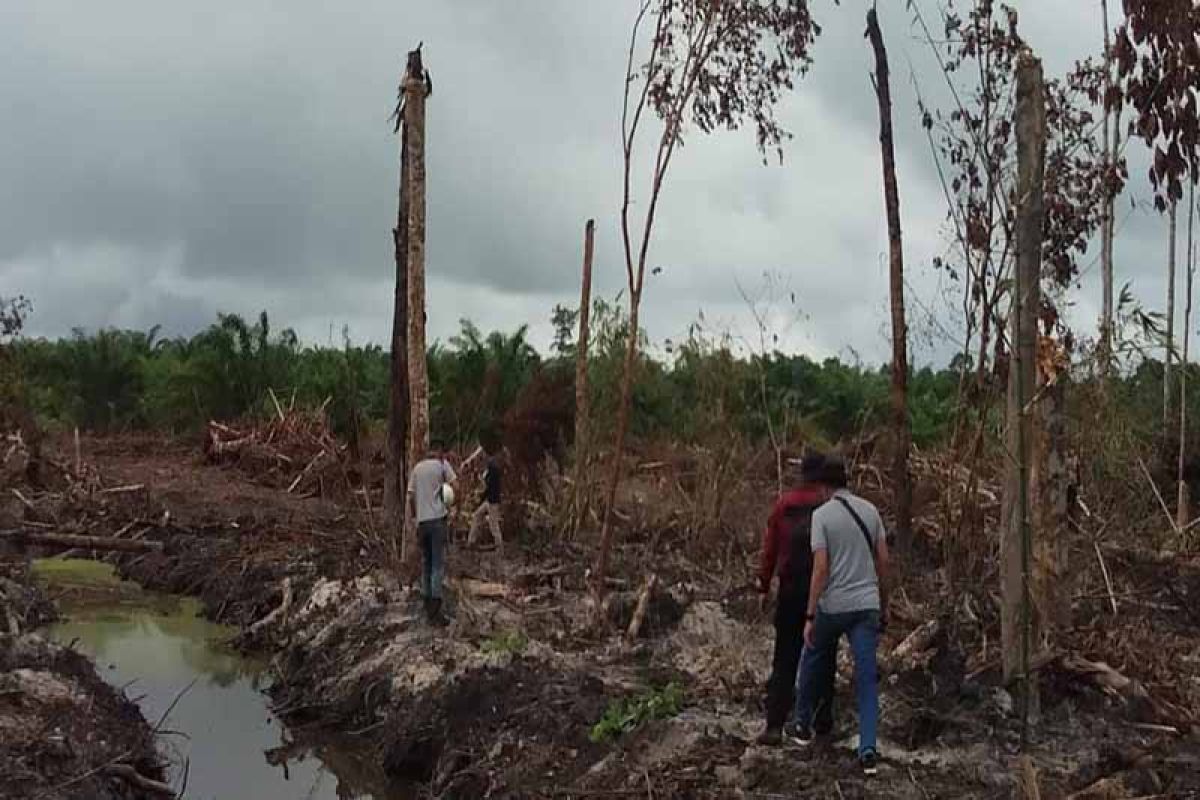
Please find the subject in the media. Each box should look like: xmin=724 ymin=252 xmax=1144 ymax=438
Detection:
xmin=501 ymin=368 xmax=573 ymax=538
xmin=1116 ymin=0 xmax=1200 ymax=208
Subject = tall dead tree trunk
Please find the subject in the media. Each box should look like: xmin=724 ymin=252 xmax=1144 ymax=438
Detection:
xmin=1179 ymin=183 xmax=1195 ymax=530
xmin=572 ymin=219 xmax=596 ymax=538
xmin=384 ymin=57 xmax=413 ymax=568
xmin=1099 ymin=0 xmax=1116 ymax=376
xmin=1166 ymin=201 xmax=1179 ymax=431
xmin=867 ymin=7 xmax=911 ymax=550
xmin=1003 ymin=50 xmax=1046 ymax=732
xmin=403 ymin=48 xmax=430 ymax=514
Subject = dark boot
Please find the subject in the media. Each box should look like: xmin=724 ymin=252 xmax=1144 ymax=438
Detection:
xmin=755 ymin=725 xmax=783 ymax=746
xmin=428 ymin=597 xmax=448 ymax=627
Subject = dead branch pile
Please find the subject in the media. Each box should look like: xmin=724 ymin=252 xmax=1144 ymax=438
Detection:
xmin=1 ymin=424 xmax=166 ymax=563
xmin=204 ymin=399 xmax=351 ymax=498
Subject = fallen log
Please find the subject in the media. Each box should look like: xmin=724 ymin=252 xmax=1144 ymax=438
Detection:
xmin=104 ymin=764 xmax=175 ymax=797
xmin=887 ymin=619 xmax=941 ymax=671
xmin=0 ymin=529 xmax=162 ymax=553
xmin=455 ymin=578 xmax=510 ymax=599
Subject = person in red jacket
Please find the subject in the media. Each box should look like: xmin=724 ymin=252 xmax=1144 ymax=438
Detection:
xmin=756 ymin=452 xmax=838 ymax=745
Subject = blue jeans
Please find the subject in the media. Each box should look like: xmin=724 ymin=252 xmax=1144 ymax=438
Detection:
xmin=793 ymin=608 xmax=880 ymax=755
xmin=417 ymin=518 xmax=447 ymax=600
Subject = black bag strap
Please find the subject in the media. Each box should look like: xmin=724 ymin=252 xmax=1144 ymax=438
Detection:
xmin=833 ymin=495 xmax=876 ymax=554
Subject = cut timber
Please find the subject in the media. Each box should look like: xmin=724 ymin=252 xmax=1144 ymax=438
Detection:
xmin=1 ymin=530 xmax=162 ymax=553
xmin=454 ymin=578 xmax=510 ymax=599
xmin=99 ymin=484 xmax=145 ymax=495
xmin=888 ymin=619 xmax=940 ymax=671
xmin=287 ymin=452 xmax=327 ymax=493
xmin=625 ymin=573 xmax=658 ymax=644
xmin=1060 ymin=655 xmax=1143 ymax=697
xmin=1017 ymin=754 xmax=1041 ymax=800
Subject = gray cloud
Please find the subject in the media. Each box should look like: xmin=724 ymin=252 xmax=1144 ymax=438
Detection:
xmin=0 ymin=0 xmax=1185 ymax=367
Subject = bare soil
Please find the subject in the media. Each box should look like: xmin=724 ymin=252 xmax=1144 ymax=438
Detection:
xmin=5 ymin=432 xmax=1200 ymax=799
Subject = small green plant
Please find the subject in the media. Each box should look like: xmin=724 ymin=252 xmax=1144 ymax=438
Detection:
xmin=589 ymin=682 xmax=685 ymax=743
xmin=480 ymin=629 xmax=528 ymax=656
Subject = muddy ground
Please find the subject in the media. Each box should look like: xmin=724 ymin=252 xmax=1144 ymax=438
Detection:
xmin=5 ymin=433 xmax=1200 ymax=798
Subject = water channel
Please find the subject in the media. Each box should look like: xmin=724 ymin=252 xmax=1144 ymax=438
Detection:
xmin=34 ymin=558 xmax=403 ymax=800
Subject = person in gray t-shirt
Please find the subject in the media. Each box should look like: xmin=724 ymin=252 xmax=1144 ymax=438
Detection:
xmin=786 ymin=455 xmax=891 ymax=776
xmin=811 ymin=489 xmax=885 ymax=614
xmin=407 ymin=440 xmax=457 ymax=625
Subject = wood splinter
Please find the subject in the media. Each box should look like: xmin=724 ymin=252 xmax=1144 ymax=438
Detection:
xmin=625 ymin=573 xmax=658 ymax=644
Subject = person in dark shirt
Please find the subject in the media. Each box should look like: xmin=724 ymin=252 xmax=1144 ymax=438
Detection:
xmin=755 ymin=452 xmax=838 ymax=745
xmin=467 ymin=448 xmax=503 ymax=552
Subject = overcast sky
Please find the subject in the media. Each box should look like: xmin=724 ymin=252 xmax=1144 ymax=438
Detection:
xmin=0 ymin=1 xmax=1181 ymax=366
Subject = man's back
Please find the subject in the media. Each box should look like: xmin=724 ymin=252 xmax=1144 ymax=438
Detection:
xmin=410 ymin=457 xmax=456 ymax=523
xmin=811 ymin=489 xmax=884 ymax=614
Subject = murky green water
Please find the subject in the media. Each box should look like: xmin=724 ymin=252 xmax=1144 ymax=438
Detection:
xmin=34 ymin=559 xmax=403 ymax=800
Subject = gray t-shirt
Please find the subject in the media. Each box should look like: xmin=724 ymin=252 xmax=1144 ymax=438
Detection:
xmin=408 ymin=457 xmax=457 ymax=523
xmin=811 ymin=489 xmax=884 ymax=614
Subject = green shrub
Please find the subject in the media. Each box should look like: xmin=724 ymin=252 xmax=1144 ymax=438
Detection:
xmin=589 ymin=681 xmax=685 ymax=743
xmin=480 ymin=629 xmax=528 ymax=656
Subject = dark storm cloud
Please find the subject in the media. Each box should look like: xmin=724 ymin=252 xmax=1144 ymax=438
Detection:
xmin=0 ymin=0 xmax=1180 ymax=364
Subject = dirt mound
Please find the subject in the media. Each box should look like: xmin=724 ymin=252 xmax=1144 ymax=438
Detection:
xmin=117 ymin=530 xmax=293 ymax=628
xmin=0 ymin=634 xmax=164 ymax=800
xmin=381 ymin=658 xmax=612 ymax=797
xmin=0 ymin=568 xmax=56 ymax=635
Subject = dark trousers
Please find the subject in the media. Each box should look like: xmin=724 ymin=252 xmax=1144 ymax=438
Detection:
xmin=766 ymin=585 xmax=837 ymax=731
xmin=417 ymin=518 xmax=447 ymax=600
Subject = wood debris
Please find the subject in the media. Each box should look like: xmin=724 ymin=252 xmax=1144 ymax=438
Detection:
xmin=204 ymin=406 xmax=349 ymax=497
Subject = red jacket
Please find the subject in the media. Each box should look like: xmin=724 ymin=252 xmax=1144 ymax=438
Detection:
xmin=758 ymin=485 xmax=826 ymax=593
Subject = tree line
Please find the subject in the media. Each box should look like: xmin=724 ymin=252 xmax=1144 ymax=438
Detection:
xmin=8 ymin=306 xmax=1197 ymax=466
xmin=8 ymin=307 xmax=970 ymax=449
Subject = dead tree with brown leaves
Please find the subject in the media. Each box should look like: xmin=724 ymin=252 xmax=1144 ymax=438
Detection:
xmin=1116 ymin=0 xmax=1200 ymax=435
xmin=593 ymin=0 xmax=821 ymax=597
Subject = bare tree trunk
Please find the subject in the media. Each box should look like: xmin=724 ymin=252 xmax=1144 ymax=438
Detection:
xmin=595 ymin=293 xmax=640 ymax=592
xmin=1003 ymin=51 xmax=1046 ymax=732
xmin=572 ymin=219 xmax=596 ymax=538
xmin=867 ymin=7 xmax=911 ymax=550
xmin=404 ymin=49 xmax=430 ymax=528
xmin=1179 ymin=182 xmax=1195 ymax=530
xmin=1166 ymin=201 xmax=1179 ymax=431
xmin=384 ymin=80 xmax=412 ymax=569
xmin=1099 ymin=0 xmax=1116 ymax=376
